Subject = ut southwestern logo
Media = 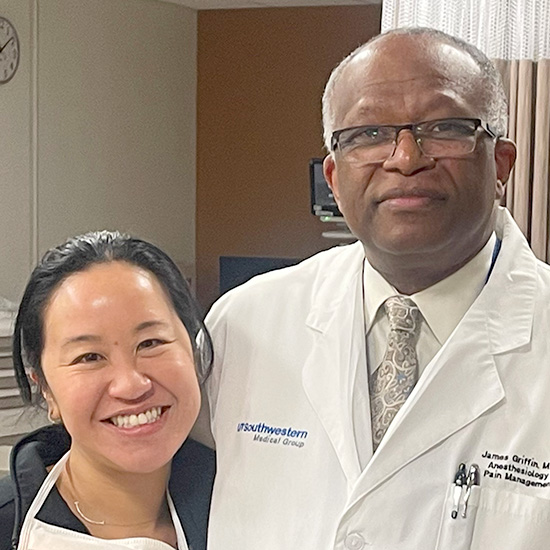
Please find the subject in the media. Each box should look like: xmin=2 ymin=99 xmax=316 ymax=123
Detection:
xmin=237 ymin=421 xmax=308 ymax=449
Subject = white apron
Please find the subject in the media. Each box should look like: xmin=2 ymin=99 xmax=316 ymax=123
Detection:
xmin=17 ymin=452 xmax=189 ymax=550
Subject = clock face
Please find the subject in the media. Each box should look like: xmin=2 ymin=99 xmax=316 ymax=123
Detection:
xmin=0 ymin=17 xmax=19 ymax=84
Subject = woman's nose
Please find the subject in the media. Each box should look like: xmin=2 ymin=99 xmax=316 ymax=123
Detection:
xmin=108 ymin=359 xmax=153 ymax=402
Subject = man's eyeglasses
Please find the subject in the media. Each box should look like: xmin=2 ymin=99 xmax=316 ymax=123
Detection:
xmin=330 ymin=118 xmax=498 ymax=165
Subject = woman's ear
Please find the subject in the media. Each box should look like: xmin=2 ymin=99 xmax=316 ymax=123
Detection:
xmin=33 ymin=372 xmax=61 ymax=424
xmin=44 ymin=390 xmax=62 ymax=424
xmin=29 ymin=370 xmax=39 ymax=385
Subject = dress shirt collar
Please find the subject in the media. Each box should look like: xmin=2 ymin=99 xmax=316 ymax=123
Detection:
xmin=363 ymin=232 xmax=497 ymax=344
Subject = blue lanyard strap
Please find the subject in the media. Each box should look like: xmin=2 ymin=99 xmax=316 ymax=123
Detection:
xmin=485 ymin=237 xmax=502 ymax=284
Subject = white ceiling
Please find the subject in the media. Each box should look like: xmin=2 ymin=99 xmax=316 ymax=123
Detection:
xmin=162 ymin=0 xmax=380 ymax=10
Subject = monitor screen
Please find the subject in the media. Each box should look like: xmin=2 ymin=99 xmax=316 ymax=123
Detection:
xmin=219 ymin=256 xmax=301 ymax=295
xmin=309 ymin=158 xmax=342 ymax=218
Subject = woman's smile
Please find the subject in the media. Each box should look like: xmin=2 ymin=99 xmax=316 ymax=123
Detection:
xmin=105 ymin=405 xmax=168 ymax=429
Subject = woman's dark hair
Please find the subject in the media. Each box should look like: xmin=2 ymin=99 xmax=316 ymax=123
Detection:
xmin=13 ymin=230 xmax=213 ymax=405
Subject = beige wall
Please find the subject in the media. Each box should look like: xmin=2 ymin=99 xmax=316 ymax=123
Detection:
xmin=0 ymin=0 xmax=33 ymax=304
xmin=196 ymin=6 xmax=382 ymax=309
xmin=0 ymin=0 xmax=197 ymax=303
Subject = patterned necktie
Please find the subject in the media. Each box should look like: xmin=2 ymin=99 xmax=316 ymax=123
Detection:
xmin=370 ymin=296 xmax=422 ymax=451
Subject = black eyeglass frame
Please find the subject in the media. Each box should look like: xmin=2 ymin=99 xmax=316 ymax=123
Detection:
xmin=330 ymin=118 xmax=499 ymax=157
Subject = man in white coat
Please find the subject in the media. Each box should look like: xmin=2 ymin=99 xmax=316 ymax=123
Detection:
xmin=204 ymin=28 xmax=550 ymax=549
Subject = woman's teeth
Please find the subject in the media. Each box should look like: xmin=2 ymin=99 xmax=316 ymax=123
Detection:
xmin=109 ymin=406 xmax=162 ymax=428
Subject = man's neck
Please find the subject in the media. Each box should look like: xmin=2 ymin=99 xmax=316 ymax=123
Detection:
xmin=367 ymin=243 xmax=492 ymax=296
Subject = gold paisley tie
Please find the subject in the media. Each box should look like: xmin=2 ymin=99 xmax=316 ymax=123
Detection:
xmin=370 ymin=296 xmax=422 ymax=451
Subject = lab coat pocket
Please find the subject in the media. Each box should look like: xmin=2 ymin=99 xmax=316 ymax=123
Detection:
xmin=436 ymin=483 xmax=480 ymax=550
xmin=469 ymin=487 xmax=550 ymax=550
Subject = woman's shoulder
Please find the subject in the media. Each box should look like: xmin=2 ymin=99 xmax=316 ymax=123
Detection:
xmin=0 ymin=475 xmax=15 ymax=549
xmin=0 ymin=424 xmax=71 ymax=550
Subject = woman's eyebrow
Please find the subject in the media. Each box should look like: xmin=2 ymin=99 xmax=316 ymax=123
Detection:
xmin=60 ymin=321 xmax=171 ymax=347
xmin=61 ymin=334 xmax=102 ymax=348
xmin=134 ymin=320 xmax=170 ymax=333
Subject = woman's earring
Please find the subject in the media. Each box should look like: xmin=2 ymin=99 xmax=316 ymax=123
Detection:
xmin=42 ymin=389 xmax=62 ymax=424
xmin=47 ymin=409 xmax=61 ymax=424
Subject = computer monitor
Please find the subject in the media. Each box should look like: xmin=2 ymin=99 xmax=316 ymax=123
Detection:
xmin=309 ymin=158 xmax=343 ymax=220
xmin=219 ymin=256 xmax=301 ymax=295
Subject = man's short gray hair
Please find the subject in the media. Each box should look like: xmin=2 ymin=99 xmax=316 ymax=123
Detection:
xmin=321 ymin=27 xmax=509 ymax=150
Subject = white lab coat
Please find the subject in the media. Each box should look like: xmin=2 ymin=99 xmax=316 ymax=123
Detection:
xmin=205 ymin=207 xmax=550 ymax=550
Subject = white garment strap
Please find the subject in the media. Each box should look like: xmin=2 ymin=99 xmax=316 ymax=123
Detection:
xmin=167 ymin=490 xmax=189 ymax=550
xmin=18 ymin=451 xmax=70 ymax=550
xmin=17 ymin=451 xmax=188 ymax=550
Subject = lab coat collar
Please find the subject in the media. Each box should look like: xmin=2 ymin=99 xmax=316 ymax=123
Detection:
xmin=305 ymin=207 xmax=534 ymax=348
xmin=484 ymin=207 xmax=536 ymax=354
xmin=305 ymin=241 xmax=365 ymax=334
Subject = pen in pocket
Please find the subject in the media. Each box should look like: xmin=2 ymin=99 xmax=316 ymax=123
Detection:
xmin=451 ymin=462 xmax=480 ymax=519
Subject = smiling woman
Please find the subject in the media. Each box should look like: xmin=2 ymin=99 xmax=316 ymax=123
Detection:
xmin=0 ymin=231 xmax=215 ymax=550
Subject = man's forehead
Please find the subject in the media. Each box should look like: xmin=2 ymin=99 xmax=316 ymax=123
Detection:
xmin=345 ymin=87 xmax=474 ymax=125
xmin=347 ymin=36 xmax=479 ymax=86
xmin=333 ymin=35 xmax=483 ymax=124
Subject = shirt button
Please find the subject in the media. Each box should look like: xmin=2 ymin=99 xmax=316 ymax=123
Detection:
xmin=344 ymin=532 xmax=365 ymax=550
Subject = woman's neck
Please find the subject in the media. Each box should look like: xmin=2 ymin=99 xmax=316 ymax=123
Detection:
xmin=56 ymin=447 xmax=176 ymax=546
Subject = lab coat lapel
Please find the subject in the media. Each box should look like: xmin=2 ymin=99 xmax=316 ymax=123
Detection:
xmin=350 ymin=208 xmax=536 ymax=499
xmin=302 ymin=242 xmax=365 ymax=484
xmin=353 ymin=306 xmax=505 ymax=498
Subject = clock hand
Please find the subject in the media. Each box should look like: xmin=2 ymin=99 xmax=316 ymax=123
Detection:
xmin=0 ymin=37 xmax=14 ymax=53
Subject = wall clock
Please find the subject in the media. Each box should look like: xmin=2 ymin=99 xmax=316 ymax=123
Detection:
xmin=0 ymin=16 xmax=19 ymax=84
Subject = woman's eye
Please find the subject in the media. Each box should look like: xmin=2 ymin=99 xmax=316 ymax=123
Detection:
xmin=137 ymin=339 xmax=165 ymax=351
xmin=73 ymin=352 xmax=103 ymax=364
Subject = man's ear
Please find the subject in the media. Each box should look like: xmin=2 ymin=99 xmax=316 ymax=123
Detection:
xmin=495 ymin=138 xmax=516 ymax=184
xmin=323 ymin=154 xmax=340 ymax=202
